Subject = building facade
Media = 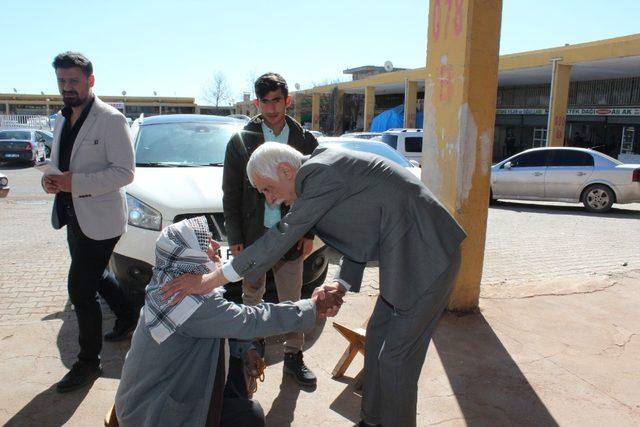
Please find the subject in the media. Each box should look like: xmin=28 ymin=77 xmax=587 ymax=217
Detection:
xmin=294 ymin=34 xmax=640 ymax=163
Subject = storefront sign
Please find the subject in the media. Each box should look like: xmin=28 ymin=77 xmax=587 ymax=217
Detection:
xmin=108 ymin=102 xmax=124 ymax=109
xmin=496 ymin=107 xmax=640 ymax=116
xmin=566 ymin=107 xmax=640 ymax=116
xmin=496 ymin=108 xmax=546 ymax=115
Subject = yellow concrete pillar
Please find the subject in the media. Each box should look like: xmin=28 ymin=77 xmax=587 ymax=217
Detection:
xmin=547 ymin=61 xmax=572 ymax=147
xmin=311 ymin=92 xmax=321 ymax=131
xmin=293 ymin=94 xmax=302 ymax=124
xmin=404 ymin=80 xmax=418 ymax=128
xmin=333 ymin=88 xmax=345 ymax=135
xmin=363 ymin=86 xmax=375 ymax=131
xmin=422 ymin=0 xmax=502 ymax=311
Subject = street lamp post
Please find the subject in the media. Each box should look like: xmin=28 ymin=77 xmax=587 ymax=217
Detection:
xmin=122 ymin=90 xmax=127 ymax=116
xmin=154 ymin=91 xmax=161 ymax=115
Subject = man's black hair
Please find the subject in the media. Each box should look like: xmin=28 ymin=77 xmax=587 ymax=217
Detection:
xmin=254 ymin=73 xmax=288 ymax=99
xmin=52 ymin=52 xmax=93 ymax=77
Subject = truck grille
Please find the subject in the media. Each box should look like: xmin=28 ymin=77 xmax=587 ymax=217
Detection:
xmin=173 ymin=213 xmax=227 ymax=242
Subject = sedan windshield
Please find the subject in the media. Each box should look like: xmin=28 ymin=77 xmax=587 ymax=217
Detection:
xmin=134 ymin=122 xmax=236 ymax=166
xmin=0 ymin=131 xmax=31 ymax=140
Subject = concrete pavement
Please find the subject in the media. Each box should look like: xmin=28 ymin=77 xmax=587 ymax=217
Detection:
xmin=1 ymin=165 xmax=639 ymax=426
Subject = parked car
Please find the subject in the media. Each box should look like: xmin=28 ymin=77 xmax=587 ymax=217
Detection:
xmin=340 ymin=131 xmax=382 ymax=140
xmin=0 ymin=129 xmax=47 ymax=164
xmin=491 ymin=147 xmax=640 ymax=212
xmin=379 ymin=128 xmax=424 ymax=165
xmin=0 ymin=173 xmax=9 ymax=197
xmin=38 ymin=130 xmax=54 ymax=157
xmin=309 ymin=130 xmax=325 ymax=138
xmin=109 ymin=114 xmax=330 ymax=305
xmin=318 ymin=137 xmax=422 ymax=179
xmin=228 ymin=113 xmax=251 ymax=123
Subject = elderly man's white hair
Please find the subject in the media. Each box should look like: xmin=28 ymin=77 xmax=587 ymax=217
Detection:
xmin=246 ymin=142 xmax=303 ymax=187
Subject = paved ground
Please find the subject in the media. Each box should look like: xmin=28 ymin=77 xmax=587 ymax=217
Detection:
xmin=1 ymin=164 xmax=639 ymax=426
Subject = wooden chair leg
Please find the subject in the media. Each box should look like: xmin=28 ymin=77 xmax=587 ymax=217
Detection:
xmin=332 ymin=343 xmax=360 ymax=378
xmin=104 ymin=403 xmax=119 ymax=427
xmin=331 ymin=320 xmax=369 ymax=380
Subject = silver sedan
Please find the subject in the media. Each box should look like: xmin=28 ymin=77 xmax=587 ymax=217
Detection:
xmin=491 ymin=147 xmax=640 ymax=212
xmin=0 ymin=129 xmax=47 ymax=164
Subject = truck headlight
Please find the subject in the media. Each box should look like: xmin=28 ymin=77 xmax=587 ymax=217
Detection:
xmin=0 ymin=177 xmax=7 ymax=186
xmin=126 ymin=194 xmax=162 ymax=231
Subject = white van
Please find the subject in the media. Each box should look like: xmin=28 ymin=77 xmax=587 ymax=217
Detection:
xmin=379 ymin=128 xmax=423 ymax=166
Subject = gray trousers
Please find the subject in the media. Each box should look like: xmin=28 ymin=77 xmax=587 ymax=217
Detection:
xmin=242 ymin=257 xmax=304 ymax=353
xmin=361 ymin=248 xmax=461 ymax=427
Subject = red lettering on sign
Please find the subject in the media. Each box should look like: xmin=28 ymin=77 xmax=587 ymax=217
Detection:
xmin=454 ymin=0 xmax=464 ymax=35
xmin=554 ymin=115 xmax=566 ymax=126
xmin=438 ymin=64 xmax=453 ymax=102
xmin=444 ymin=0 xmax=452 ymax=39
xmin=432 ymin=0 xmax=464 ymax=41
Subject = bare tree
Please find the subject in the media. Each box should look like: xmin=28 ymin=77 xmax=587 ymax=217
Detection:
xmin=311 ymin=76 xmax=346 ymax=88
xmin=203 ymin=72 xmax=233 ymax=106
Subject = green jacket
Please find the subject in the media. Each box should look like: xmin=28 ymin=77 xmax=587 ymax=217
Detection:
xmin=222 ymin=115 xmax=318 ymax=249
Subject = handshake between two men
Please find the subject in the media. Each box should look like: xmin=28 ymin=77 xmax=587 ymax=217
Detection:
xmin=311 ymin=282 xmax=346 ymax=318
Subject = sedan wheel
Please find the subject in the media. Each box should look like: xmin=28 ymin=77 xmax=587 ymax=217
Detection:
xmin=582 ymin=185 xmax=614 ymax=213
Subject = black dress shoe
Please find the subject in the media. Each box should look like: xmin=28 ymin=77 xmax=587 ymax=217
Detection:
xmin=104 ymin=318 xmax=137 ymax=342
xmin=283 ymin=351 xmax=317 ymax=387
xmin=56 ymin=361 xmax=102 ymax=393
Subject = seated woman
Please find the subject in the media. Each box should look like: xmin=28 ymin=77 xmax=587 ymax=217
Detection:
xmin=115 ymin=216 xmax=324 ymax=427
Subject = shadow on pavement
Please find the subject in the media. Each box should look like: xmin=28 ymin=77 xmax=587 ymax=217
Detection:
xmin=328 ymin=377 xmax=362 ymax=424
xmin=0 ymin=162 xmax=34 ymax=171
xmin=432 ymin=311 xmax=558 ymax=426
xmin=326 ymin=310 xmax=559 ymax=426
xmin=4 ymin=384 xmax=90 ymax=427
xmin=42 ymin=304 xmax=130 ymax=379
xmin=264 ymin=373 xmax=304 ymax=426
xmin=492 ymin=200 xmax=639 ymax=218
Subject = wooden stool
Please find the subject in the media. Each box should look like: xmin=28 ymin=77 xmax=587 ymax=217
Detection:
xmin=332 ymin=318 xmax=370 ymax=389
xmin=104 ymin=403 xmax=119 ymax=427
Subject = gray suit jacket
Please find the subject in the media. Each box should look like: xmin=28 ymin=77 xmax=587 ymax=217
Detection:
xmin=231 ymin=147 xmax=466 ymax=310
xmin=48 ymin=96 xmax=134 ymax=240
xmin=115 ymin=294 xmax=316 ymax=426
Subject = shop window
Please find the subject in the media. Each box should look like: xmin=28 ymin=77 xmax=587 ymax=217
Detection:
xmin=620 ymin=127 xmax=639 ymax=155
xmin=532 ymin=128 xmax=547 ymax=147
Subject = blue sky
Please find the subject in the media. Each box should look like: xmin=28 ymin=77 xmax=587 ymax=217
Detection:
xmin=2 ymin=0 xmax=639 ymax=104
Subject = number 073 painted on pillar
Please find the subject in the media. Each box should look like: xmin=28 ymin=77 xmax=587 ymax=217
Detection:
xmin=431 ymin=0 xmax=464 ymax=41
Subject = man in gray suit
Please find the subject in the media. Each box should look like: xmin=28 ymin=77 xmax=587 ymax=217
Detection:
xmin=163 ymin=143 xmax=466 ymax=426
xmin=42 ymin=52 xmax=136 ymax=393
